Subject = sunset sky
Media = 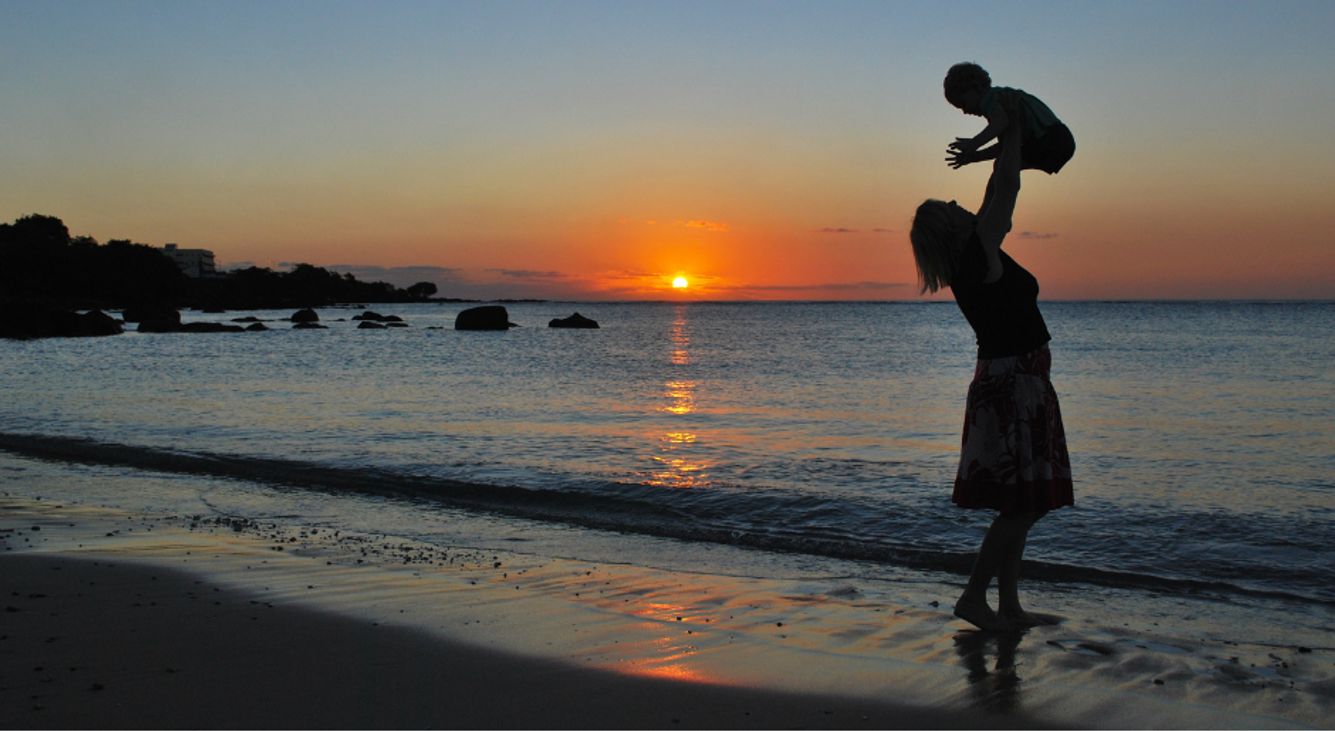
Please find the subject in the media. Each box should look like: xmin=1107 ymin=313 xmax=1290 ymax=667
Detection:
xmin=3 ymin=0 xmax=1333 ymax=300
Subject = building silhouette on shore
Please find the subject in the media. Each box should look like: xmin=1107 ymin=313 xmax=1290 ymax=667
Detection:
xmin=161 ymin=243 xmax=216 ymax=278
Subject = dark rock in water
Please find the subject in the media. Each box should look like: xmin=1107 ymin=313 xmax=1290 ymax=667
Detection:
xmin=124 ymin=304 xmax=181 ymax=334
xmin=386 ymin=322 xmax=409 ymax=328
xmin=79 ymin=310 xmax=123 ymax=336
xmin=122 ymin=304 xmax=171 ymax=324
xmin=383 ymin=314 xmax=404 ymax=323
xmin=290 ymin=308 xmax=319 ymax=323
xmin=178 ymin=322 xmax=245 ymax=333
xmin=245 ymin=322 xmax=268 ymax=331
xmin=292 ymin=321 xmax=327 ymax=329
xmin=548 ymin=312 xmax=599 ymax=329
xmin=0 ymin=306 xmax=123 ymax=339
xmin=352 ymin=310 xmax=385 ymax=321
xmin=357 ymin=321 xmax=386 ymax=329
xmin=136 ymin=307 xmax=183 ymax=333
xmin=231 ymin=316 xmax=263 ymax=323
xmin=455 ymin=305 xmax=517 ymax=331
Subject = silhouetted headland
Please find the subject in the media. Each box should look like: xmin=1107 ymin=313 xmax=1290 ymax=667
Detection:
xmin=0 ymin=213 xmax=502 ymax=339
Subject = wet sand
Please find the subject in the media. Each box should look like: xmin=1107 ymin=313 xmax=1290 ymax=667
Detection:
xmin=2 ymin=491 xmax=1330 ymax=729
xmin=1 ymin=553 xmax=1023 ymax=729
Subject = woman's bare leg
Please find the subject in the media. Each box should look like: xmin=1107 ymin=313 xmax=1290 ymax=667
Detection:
xmin=954 ymin=513 xmax=1033 ymax=631
xmin=996 ymin=512 xmax=1044 ymax=626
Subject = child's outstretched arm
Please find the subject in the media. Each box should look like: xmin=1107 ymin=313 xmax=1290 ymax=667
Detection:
xmin=949 ymin=99 xmax=1010 ymax=155
xmin=945 ymin=142 xmax=1001 ymax=169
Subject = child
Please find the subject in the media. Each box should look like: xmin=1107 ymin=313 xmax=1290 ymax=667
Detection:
xmin=943 ymin=62 xmax=1074 ymax=176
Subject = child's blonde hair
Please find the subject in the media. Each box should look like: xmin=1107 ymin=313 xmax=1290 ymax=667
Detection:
xmin=910 ymin=200 xmax=963 ymax=294
xmin=943 ymin=62 xmax=991 ymax=108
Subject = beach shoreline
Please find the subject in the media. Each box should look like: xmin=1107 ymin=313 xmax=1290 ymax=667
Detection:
xmin=2 ymin=477 xmax=1329 ymax=729
xmin=3 ymin=552 xmax=1025 ymax=730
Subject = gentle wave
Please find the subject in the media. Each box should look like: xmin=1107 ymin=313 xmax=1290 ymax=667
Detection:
xmin=3 ymin=430 xmax=1327 ymax=609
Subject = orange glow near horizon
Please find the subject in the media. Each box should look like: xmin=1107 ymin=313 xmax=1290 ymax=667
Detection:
xmin=5 ymin=5 xmax=1335 ymax=301
xmin=672 ymin=275 xmax=689 ymax=289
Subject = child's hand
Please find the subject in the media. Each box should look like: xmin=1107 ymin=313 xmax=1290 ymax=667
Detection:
xmin=948 ymin=136 xmax=981 ymax=153
xmin=945 ymin=147 xmax=977 ymax=169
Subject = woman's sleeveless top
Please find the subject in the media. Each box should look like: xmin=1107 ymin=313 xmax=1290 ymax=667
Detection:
xmin=950 ymin=230 xmax=1052 ymax=359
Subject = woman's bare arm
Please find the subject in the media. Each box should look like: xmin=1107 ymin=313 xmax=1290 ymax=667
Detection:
xmin=976 ymin=129 xmax=1022 ymax=254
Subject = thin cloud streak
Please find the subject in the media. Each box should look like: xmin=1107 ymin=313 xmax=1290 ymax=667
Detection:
xmin=488 ymin=268 xmax=567 ymax=280
xmin=678 ymin=220 xmax=729 ymax=232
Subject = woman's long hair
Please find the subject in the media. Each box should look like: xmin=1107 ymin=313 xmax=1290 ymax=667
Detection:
xmin=910 ymin=199 xmax=963 ymax=293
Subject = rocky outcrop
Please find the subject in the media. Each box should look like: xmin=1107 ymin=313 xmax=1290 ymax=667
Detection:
xmin=455 ymin=305 xmax=517 ymax=331
xmin=290 ymin=308 xmax=319 ymax=323
xmin=124 ymin=304 xmax=181 ymax=334
xmin=121 ymin=304 xmax=167 ymax=323
xmin=178 ymin=322 xmax=245 ymax=333
xmin=136 ymin=308 xmax=183 ymax=333
xmin=548 ymin=312 xmax=599 ymax=329
xmin=0 ymin=306 xmax=123 ymax=339
xmin=245 ymin=322 xmax=268 ymax=331
xmin=353 ymin=311 xmax=405 ymax=323
xmin=357 ymin=321 xmax=386 ymax=329
xmin=80 ymin=310 xmax=124 ymax=336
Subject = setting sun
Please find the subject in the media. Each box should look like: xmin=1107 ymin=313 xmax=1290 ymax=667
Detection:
xmin=672 ymin=276 xmax=689 ymax=289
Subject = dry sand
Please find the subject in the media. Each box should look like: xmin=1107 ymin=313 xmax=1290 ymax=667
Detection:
xmin=2 ymin=493 xmax=1330 ymax=729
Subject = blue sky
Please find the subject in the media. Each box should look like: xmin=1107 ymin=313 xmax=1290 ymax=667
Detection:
xmin=3 ymin=0 xmax=1333 ymax=299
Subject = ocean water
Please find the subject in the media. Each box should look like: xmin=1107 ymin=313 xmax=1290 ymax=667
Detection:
xmin=1 ymin=301 xmax=1332 ymax=625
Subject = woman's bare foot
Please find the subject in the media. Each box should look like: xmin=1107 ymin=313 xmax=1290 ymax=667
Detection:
xmin=954 ymin=596 xmax=1011 ymax=632
xmin=998 ymin=606 xmax=1060 ymax=628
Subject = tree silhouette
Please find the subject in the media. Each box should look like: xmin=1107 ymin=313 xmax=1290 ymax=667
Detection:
xmin=407 ymin=281 xmax=438 ymax=299
xmin=2 ymin=213 xmax=458 ymax=312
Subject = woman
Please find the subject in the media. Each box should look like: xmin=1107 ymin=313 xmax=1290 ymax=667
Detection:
xmin=911 ymin=129 xmax=1073 ymax=632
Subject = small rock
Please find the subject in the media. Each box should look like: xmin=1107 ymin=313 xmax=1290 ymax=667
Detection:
xmin=548 ymin=312 xmax=599 ymax=329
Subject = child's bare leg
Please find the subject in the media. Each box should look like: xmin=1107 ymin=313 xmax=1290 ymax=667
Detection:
xmin=979 ymin=176 xmax=996 ymax=217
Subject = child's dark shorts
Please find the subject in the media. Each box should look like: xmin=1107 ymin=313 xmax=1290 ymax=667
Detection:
xmin=1022 ymin=123 xmax=1075 ymax=174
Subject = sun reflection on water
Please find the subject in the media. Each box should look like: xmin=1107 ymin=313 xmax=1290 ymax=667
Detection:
xmin=647 ymin=306 xmax=710 ymax=488
xmin=662 ymin=380 xmax=695 ymax=415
